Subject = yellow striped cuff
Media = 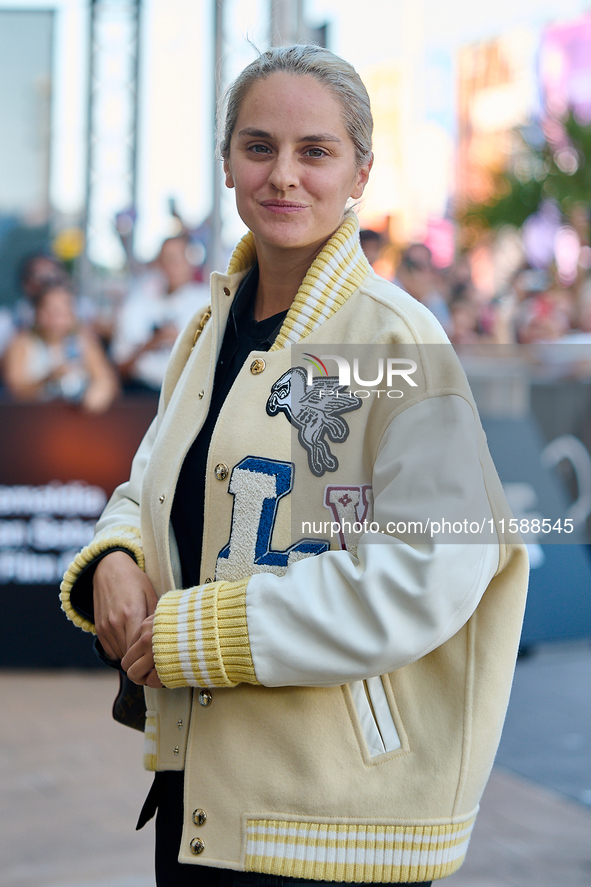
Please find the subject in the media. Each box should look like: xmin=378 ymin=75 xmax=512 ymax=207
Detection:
xmin=153 ymin=579 xmax=258 ymax=689
xmin=245 ymin=816 xmax=476 ymax=883
xmin=217 ymin=581 xmax=258 ymax=684
xmin=59 ymin=525 xmax=145 ymax=633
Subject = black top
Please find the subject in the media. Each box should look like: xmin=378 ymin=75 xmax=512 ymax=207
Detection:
xmin=170 ymin=263 xmax=288 ymax=587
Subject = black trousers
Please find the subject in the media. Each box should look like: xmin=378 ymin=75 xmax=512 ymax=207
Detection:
xmin=139 ymin=772 xmax=433 ymax=887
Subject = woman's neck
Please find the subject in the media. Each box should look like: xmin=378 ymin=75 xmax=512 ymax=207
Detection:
xmin=252 ymin=240 xmax=326 ymax=322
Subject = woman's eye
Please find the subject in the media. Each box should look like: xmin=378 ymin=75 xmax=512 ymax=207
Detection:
xmin=249 ymin=144 xmax=271 ymax=154
xmin=304 ymin=147 xmax=327 ymax=158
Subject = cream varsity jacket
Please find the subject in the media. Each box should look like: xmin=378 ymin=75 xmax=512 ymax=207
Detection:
xmin=61 ymin=214 xmax=529 ymax=883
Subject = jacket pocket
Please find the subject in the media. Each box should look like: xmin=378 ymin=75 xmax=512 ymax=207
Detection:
xmin=346 ymin=676 xmax=407 ymax=761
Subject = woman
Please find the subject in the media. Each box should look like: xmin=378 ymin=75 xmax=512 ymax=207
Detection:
xmin=4 ymin=282 xmax=118 ymax=412
xmin=61 ymin=45 xmax=528 ymax=886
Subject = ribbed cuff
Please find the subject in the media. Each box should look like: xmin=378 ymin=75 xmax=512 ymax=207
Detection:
xmin=60 ymin=525 xmax=145 ymax=633
xmin=153 ymin=579 xmax=258 ymax=689
xmin=217 ymin=581 xmax=258 ymax=684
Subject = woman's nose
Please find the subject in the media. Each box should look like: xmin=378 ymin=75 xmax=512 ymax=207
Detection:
xmin=268 ymin=153 xmax=299 ymax=191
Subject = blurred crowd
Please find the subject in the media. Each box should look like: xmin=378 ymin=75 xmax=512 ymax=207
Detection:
xmin=360 ymin=228 xmax=591 ymax=354
xmin=1 ymin=224 xmax=590 ymax=415
xmin=0 ymin=234 xmax=209 ymax=413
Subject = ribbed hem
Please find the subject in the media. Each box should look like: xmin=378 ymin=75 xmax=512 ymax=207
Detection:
xmin=153 ymin=579 xmax=258 ymax=689
xmin=245 ymin=815 xmax=476 ymax=883
xmin=59 ymin=526 xmax=145 ymax=633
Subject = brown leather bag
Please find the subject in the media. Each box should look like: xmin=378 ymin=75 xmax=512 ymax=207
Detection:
xmin=93 ymin=637 xmax=146 ymax=732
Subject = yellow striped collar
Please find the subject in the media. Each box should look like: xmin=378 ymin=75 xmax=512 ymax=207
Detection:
xmin=226 ymin=213 xmax=371 ymax=350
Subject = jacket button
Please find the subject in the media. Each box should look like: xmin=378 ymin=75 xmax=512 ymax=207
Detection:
xmin=204 ymin=577 xmax=213 ymax=583
xmin=198 ymin=391 xmax=204 ymax=399
xmin=192 ymin=808 xmax=207 ymax=826
xmin=177 ymin=719 xmax=183 ymax=729
xmin=159 ymin=494 xmax=165 ymax=503
xmin=223 ymin=286 xmax=231 ymax=296
xmin=250 ymin=358 xmax=266 ymax=375
xmin=190 ymin=837 xmax=205 ymax=854
xmin=214 ymin=463 xmax=229 ymax=481
xmin=173 ymin=745 xmax=179 ymax=755
xmin=199 ymin=689 xmax=212 ymax=707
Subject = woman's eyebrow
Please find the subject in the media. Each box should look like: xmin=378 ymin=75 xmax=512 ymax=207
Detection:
xmin=237 ymin=127 xmax=342 ymax=144
xmin=301 ymin=133 xmax=343 ymax=144
xmin=237 ymin=128 xmax=273 ymax=139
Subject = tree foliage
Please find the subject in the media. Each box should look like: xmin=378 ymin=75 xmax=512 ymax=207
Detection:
xmin=459 ymin=111 xmax=591 ymax=231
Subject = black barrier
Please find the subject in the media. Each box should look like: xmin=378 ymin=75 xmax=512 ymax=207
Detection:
xmin=482 ymin=416 xmax=591 ymax=646
xmin=0 ymin=397 xmax=158 ymax=667
xmin=1 ymin=384 xmax=590 ymax=668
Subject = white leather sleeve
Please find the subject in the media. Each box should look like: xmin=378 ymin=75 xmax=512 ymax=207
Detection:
xmin=245 ymin=394 xmax=500 ymax=687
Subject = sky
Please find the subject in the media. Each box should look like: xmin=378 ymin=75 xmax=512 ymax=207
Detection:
xmin=1 ymin=0 xmax=590 ymax=266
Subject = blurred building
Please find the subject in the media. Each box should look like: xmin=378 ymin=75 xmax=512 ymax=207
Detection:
xmin=456 ymin=27 xmax=539 ymax=208
xmin=0 ymin=10 xmax=53 ymax=307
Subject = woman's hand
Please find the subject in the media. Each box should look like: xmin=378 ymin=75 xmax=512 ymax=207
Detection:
xmin=121 ymin=614 xmax=163 ymax=688
xmin=93 ymin=551 xmax=158 ymax=661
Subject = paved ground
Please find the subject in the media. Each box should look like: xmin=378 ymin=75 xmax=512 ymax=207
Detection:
xmin=495 ymin=640 xmax=591 ymax=808
xmin=1 ymin=641 xmax=590 ymax=887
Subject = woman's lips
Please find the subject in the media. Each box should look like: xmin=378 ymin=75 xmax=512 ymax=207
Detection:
xmin=260 ymin=201 xmax=308 ymax=214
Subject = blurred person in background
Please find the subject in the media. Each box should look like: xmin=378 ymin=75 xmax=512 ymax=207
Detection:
xmin=568 ymin=279 xmax=591 ymax=342
xmin=448 ymin=295 xmax=481 ymax=344
xmin=0 ymin=306 xmax=15 ymax=382
xmin=395 ymin=243 xmax=452 ymax=332
xmin=516 ymin=287 xmax=572 ymax=344
xmin=448 ymin=259 xmax=517 ymax=346
xmin=15 ymin=252 xmax=69 ymax=328
xmin=110 ymin=234 xmax=209 ymax=394
xmin=359 ymin=227 xmax=383 ymax=268
xmin=61 ymin=44 xmax=527 ymax=887
xmin=3 ymin=281 xmax=119 ymax=413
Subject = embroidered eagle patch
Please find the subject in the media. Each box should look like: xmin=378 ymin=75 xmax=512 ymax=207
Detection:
xmin=266 ymin=366 xmax=362 ymax=477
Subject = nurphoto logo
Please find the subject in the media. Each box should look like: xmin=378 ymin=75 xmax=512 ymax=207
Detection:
xmin=303 ymin=352 xmax=418 ymax=399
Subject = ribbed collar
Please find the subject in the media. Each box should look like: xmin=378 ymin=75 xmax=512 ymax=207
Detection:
xmin=226 ymin=212 xmax=370 ymax=350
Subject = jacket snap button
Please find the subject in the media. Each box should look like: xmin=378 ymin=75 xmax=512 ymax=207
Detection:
xmin=177 ymin=719 xmax=183 ymax=729
xmin=159 ymin=494 xmax=165 ymax=503
xmin=214 ymin=463 xmax=229 ymax=481
xmin=198 ymin=390 xmax=204 ymax=399
xmin=199 ymin=689 xmax=212 ymax=707
xmin=192 ymin=808 xmax=207 ymax=826
xmin=250 ymin=358 xmax=266 ymax=375
xmin=190 ymin=837 xmax=205 ymax=854
xmin=223 ymin=286 xmax=231 ymax=296
xmin=204 ymin=577 xmax=213 ymax=584
xmin=173 ymin=745 xmax=179 ymax=755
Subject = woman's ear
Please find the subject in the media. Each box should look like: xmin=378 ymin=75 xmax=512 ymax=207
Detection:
xmin=223 ymin=158 xmax=234 ymax=189
xmin=350 ymin=153 xmax=374 ymax=200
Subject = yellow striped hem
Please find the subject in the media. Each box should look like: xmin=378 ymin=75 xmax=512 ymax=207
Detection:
xmin=245 ymin=816 xmax=475 ymax=883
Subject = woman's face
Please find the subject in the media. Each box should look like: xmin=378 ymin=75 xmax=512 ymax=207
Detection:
xmin=36 ymin=287 xmax=76 ymax=340
xmin=224 ymin=72 xmax=372 ymax=256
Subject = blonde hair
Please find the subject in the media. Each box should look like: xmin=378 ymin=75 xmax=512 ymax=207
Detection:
xmin=219 ymin=44 xmax=373 ymax=168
